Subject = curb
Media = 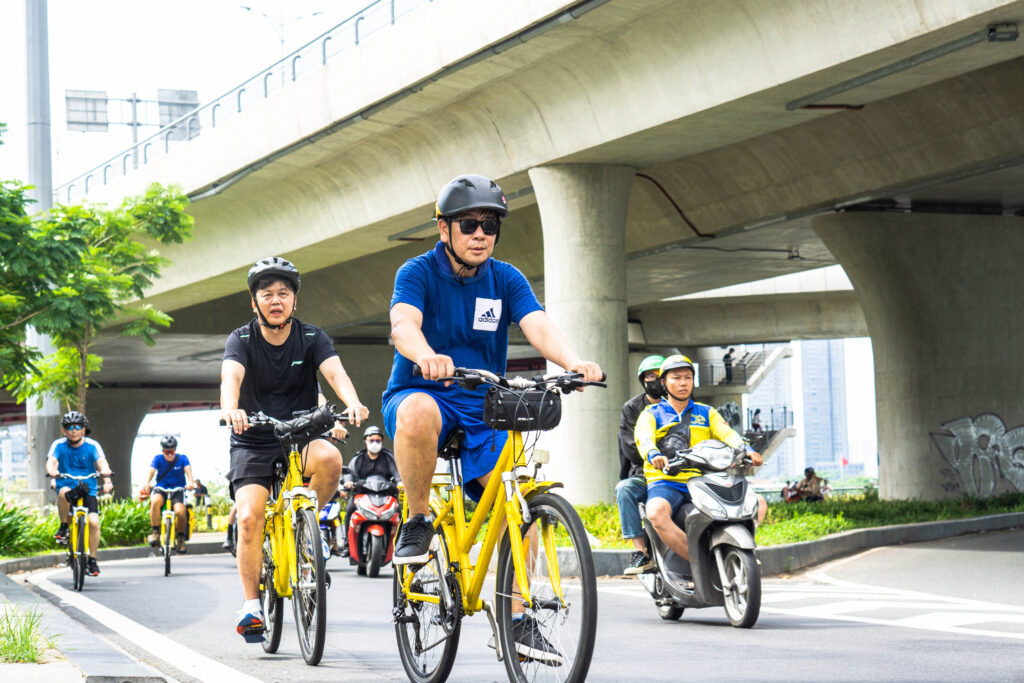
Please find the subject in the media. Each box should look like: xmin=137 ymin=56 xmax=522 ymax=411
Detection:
xmin=587 ymin=511 xmax=1024 ymax=577
xmin=0 ymin=541 xmax=227 ymax=576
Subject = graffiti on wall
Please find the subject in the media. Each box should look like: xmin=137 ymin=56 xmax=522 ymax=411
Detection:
xmin=931 ymin=414 xmax=1024 ymax=497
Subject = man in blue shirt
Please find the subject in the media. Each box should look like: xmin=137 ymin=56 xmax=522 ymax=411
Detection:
xmin=46 ymin=411 xmax=113 ymax=577
xmin=140 ymin=435 xmax=195 ymax=552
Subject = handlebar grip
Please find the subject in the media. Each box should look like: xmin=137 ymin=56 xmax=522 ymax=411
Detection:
xmin=412 ymin=365 xmax=422 ymax=377
xmin=219 ymin=418 xmax=227 ymax=426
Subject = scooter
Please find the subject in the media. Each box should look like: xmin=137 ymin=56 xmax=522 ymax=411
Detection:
xmin=346 ymin=474 xmax=400 ymax=577
xmin=637 ymin=439 xmax=762 ymax=628
xmin=319 ymin=491 xmax=344 ymax=559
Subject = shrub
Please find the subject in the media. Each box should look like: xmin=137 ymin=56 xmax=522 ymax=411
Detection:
xmin=0 ymin=503 xmax=58 ymax=558
xmin=98 ymin=498 xmax=149 ymax=548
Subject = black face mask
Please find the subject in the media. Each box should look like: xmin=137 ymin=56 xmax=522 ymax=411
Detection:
xmin=644 ymin=379 xmax=664 ymax=399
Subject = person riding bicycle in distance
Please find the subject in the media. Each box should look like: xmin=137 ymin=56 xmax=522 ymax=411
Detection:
xmin=383 ymin=173 xmax=602 ymax=661
xmin=220 ymin=256 xmax=369 ymax=643
xmin=634 ymin=355 xmax=767 ymax=573
xmin=140 ymin=435 xmax=195 ymax=553
xmin=46 ymin=411 xmax=113 ymax=578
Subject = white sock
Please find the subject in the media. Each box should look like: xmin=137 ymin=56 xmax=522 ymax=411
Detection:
xmin=241 ymin=598 xmax=261 ymax=614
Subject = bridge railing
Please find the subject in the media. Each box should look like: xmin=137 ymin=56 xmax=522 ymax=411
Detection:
xmin=54 ymin=0 xmax=433 ymax=205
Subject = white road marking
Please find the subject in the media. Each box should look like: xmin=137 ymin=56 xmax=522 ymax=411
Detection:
xmin=28 ymin=568 xmax=261 ymax=683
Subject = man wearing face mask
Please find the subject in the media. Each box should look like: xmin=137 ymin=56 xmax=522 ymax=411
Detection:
xmin=617 ymin=355 xmax=665 ymax=575
xmin=341 ymin=426 xmax=400 ymax=554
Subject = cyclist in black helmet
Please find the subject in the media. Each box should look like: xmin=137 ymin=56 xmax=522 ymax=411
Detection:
xmin=221 ymin=256 xmax=370 ymax=642
xmin=383 ymin=174 xmax=602 ymax=662
xmin=139 ymin=435 xmax=195 ymax=552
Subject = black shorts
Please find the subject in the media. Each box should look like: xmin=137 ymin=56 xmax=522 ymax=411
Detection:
xmin=227 ymin=440 xmax=326 ymax=499
xmin=62 ymin=490 xmax=99 ymax=514
xmin=151 ymin=488 xmax=185 ymax=506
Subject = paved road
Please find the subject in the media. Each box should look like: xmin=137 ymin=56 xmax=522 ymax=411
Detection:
xmin=28 ymin=529 xmax=1024 ymax=682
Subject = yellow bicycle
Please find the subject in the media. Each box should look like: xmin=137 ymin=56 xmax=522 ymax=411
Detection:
xmin=393 ymin=367 xmax=604 ymax=683
xmin=222 ymin=404 xmax=346 ymax=666
xmin=49 ymin=471 xmax=105 ymax=591
xmin=152 ymin=486 xmax=188 ymax=576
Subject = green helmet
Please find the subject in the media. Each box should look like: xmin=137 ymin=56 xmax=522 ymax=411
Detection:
xmin=637 ymin=355 xmax=665 ymax=383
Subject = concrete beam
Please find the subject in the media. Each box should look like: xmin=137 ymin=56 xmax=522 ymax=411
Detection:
xmin=632 ymin=291 xmax=866 ymax=347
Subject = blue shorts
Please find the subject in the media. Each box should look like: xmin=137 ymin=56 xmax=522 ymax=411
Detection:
xmin=647 ymin=483 xmax=693 ymax=517
xmin=383 ymin=389 xmax=509 ymax=491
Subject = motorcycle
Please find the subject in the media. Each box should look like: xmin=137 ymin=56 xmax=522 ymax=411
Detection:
xmin=319 ymin=491 xmax=344 ymax=559
xmin=637 ymin=439 xmax=762 ymax=628
xmin=345 ymin=474 xmax=400 ymax=577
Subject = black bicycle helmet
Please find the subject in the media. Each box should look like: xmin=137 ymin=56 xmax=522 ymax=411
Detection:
xmin=247 ymin=257 xmax=301 ymax=295
xmin=434 ymin=174 xmax=508 ymax=219
xmin=160 ymin=435 xmax=177 ymax=449
xmin=363 ymin=425 xmax=383 ymax=439
xmin=61 ymin=410 xmax=90 ymax=435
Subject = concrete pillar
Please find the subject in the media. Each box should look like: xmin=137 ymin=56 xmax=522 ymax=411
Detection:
xmin=813 ymin=212 xmax=1024 ymax=500
xmin=528 ymin=164 xmax=634 ymax=504
xmin=87 ymin=390 xmax=153 ymax=499
xmin=323 ymin=343 xmax=397 ymax=461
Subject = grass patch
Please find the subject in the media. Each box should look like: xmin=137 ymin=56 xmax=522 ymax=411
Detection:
xmin=570 ymin=488 xmax=1024 ymax=549
xmin=0 ymin=603 xmax=59 ymax=663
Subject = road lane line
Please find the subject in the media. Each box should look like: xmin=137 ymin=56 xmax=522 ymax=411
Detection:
xmin=29 ymin=568 xmax=261 ymax=683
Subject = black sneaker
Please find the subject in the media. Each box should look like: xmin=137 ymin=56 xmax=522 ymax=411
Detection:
xmin=54 ymin=526 xmax=69 ymax=545
xmin=511 ymin=615 xmax=563 ymax=666
xmin=623 ymin=551 xmax=654 ymax=576
xmin=393 ymin=514 xmax=434 ymax=565
xmin=86 ymin=557 xmax=100 ymax=577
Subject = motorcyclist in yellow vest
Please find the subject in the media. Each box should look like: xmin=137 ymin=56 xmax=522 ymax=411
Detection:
xmin=634 ymin=355 xmax=767 ymax=564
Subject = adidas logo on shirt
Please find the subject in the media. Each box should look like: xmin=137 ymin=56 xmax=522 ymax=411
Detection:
xmin=473 ymin=298 xmax=502 ymax=332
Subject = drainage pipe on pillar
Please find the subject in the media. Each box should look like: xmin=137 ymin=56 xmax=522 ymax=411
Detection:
xmin=528 ymin=164 xmax=634 ymax=504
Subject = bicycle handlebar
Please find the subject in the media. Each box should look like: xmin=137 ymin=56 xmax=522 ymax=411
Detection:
xmin=48 ymin=471 xmax=114 ymax=479
xmin=412 ymin=365 xmax=607 ymax=393
xmin=218 ymin=405 xmax=351 ymax=427
xmin=152 ymin=486 xmax=188 ymax=493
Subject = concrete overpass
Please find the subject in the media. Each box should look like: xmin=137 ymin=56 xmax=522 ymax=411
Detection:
xmin=34 ymin=0 xmax=1024 ymax=502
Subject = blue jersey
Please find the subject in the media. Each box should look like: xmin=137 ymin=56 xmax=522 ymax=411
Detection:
xmin=47 ymin=438 xmax=105 ymax=496
xmin=383 ymin=241 xmax=543 ymax=410
xmin=150 ymin=453 xmax=191 ymax=489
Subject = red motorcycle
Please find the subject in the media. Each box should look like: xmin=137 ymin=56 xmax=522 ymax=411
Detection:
xmin=346 ymin=474 xmax=400 ymax=577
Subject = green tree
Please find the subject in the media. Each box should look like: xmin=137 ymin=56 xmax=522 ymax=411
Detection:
xmin=1 ymin=141 xmax=194 ymax=413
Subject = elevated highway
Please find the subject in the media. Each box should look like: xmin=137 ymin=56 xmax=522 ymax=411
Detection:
xmin=31 ymin=0 xmax=1024 ymax=502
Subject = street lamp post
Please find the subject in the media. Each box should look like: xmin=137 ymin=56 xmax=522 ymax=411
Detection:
xmin=239 ymin=5 xmax=324 ymax=89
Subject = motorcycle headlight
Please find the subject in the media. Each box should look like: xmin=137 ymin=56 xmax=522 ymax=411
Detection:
xmin=740 ymin=487 xmax=758 ymax=517
xmin=689 ymin=484 xmax=727 ymax=520
xmin=381 ymin=508 xmax=398 ymax=521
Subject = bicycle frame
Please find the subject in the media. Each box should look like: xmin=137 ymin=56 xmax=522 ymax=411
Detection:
xmin=263 ymin=442 xmax=318 ymax=599
xmin=400 ymin=430 xmax=567 ymax=616
xmin=68 ymin=496 xmax=90 ymax=560
xmin=154 ymin=487 xmax=186 ymax=545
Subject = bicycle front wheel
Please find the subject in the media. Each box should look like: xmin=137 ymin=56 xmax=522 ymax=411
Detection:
xmin=260 ymin=535 xmax=284 ymax=653
xmin=393 ymin=528 xmax=460 ymax=683
xmin=73 ymin=517 xmax=86 ymax=591
xmin=292 ymin=507 xmax=326 ymax=665
xmin=496 ymin=492 xmax=597 ymax=683
xmin=163 ymin=519 xmax=173 ymax=576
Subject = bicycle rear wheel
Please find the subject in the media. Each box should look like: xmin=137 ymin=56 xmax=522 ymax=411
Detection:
xmin=292 ymin=507 xmax=326 ymax=665
xmin=393 ymin=529 xmax=460 ymax=683
xmin=496 ymin=492 xmax=597 ymax=683
xmin=72 ymin=517 xmax=86 ymax=591
xmin=260 ymin=535 xmax=284 ymax=653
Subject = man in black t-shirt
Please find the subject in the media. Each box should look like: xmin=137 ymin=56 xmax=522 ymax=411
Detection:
xmin=220 ymin=256 xmax=369 ymax=644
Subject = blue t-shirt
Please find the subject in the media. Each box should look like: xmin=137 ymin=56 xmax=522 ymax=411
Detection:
xmin=150 ymin=453 xmax=191 ymax=489
xmin=47 ymin=438 xmax=105 ymax=496
xmin=383 ymin=241 xmax=543 ymax=410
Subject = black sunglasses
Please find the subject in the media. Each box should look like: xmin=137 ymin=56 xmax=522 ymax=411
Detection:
xmin=451 ymin=218 xmax=500 ymax=236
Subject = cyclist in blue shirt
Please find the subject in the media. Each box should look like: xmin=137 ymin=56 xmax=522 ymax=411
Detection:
xmin=46 ymin=411 xmax=113 ymax=577
xmin=139 ymin=435 xmax=195 ymax=552
xmin=384 ymin=173 xmax=602 ymax=660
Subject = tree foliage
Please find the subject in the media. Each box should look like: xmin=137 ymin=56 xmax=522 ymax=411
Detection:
xmin=1 ymin=130 xmax=194 ymax=413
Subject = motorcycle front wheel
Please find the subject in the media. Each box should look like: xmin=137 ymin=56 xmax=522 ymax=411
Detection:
xmin=720 ymin=546 xmax=761 ymax=628
xmin=367 ymin=534 xmax=384 ymax=578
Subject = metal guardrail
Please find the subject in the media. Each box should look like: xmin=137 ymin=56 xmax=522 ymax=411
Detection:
xmin=54 ymin=0 xmax=433 ymax=204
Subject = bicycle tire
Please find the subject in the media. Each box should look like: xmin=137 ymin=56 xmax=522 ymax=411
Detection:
xmin=73 ymin=516 xmax=86 ymax=591
xmin=260 ymin=536 xmax=284 ymax=653
xmin=496 ymin=492 xmax=597 ymax=683
xmin=292 ymin=507 xmax=326 ymax=665
xmin=393 ymin=528 xmax=460 ymax=683
xmin=164 ymin=518 xmax=173 ymax=577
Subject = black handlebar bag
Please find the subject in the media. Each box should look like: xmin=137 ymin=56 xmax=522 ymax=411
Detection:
xmin=483 ymin=387 xmax=562 ymax=431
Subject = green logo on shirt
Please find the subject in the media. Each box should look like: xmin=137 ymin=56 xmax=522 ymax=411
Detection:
xmin=291 ymin=360 xmax=303 ymax=366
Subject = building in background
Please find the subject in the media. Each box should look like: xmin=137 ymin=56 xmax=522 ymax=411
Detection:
xmin=1 ymin=425 xmax=29 ymax=482
xmin=801 ymin=339 xmax=849 ymax=479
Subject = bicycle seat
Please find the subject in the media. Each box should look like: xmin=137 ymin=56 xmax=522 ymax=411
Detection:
xmin=438 ymin=427 xmax=465 ymax=461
